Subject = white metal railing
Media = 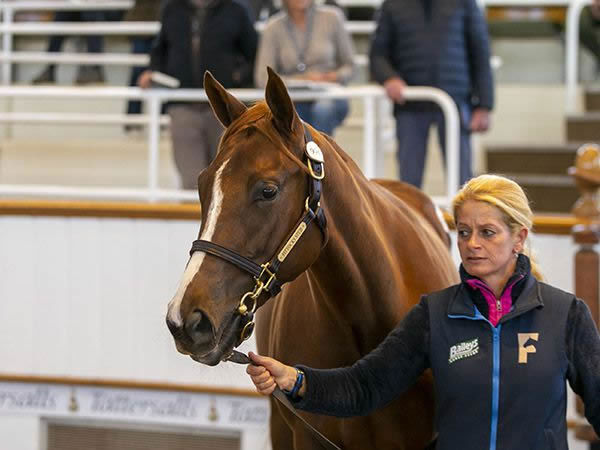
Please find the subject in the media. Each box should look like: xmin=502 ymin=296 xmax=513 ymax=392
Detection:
xmin=480 ymin=0 xmax=591 ymax=113
xmin=565 ymin=0 xmax=593 ymax=113
xmin=2 ymin=0 xmax=591 ymax=111
xmin=0 ymin=2 xmax=373 ymax=82
xmin=0 ymin=0 xmax=133 ymax=82
xmin=0 ymin=85 xmax=460 ymax=205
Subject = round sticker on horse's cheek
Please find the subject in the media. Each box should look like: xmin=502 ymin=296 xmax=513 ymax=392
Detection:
xmin=306 ymin=141 xmax=324 ymax=163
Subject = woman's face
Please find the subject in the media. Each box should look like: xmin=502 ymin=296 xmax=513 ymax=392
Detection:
xmin=456 ymin=200 xmax=527 ymax=286
xmin=285 ymin=0 xmax=312 ymax=13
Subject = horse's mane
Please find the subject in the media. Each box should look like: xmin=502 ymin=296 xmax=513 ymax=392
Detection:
xmin=221 ymin=101 xmax=310 ymax=175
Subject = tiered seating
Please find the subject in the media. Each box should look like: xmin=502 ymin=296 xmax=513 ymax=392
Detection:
xmin=486 ymin=87 xmax=600 ymax=213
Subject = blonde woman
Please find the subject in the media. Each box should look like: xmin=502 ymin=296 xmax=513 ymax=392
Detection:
xmin=247 ymin=174 xmax=600 ymax=450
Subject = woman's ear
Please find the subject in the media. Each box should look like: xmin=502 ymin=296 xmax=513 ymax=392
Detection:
xmin=514 ymin=227 xmax=529 ymax=253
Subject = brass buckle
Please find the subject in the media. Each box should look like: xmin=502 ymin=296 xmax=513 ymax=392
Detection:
xmin=237 ymin=263 xmax=277 ymax=315
xmin=308 ymin=161 xmax=324 ymax=180
xmin=257 ymin=263 xmax=276 ymax=292
xmin=304 ymin=196 xmax=321 ymax=214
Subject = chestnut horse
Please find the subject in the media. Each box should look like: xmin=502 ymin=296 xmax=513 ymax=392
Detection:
xmin=166 ymin=68 xmax=458 ymax=449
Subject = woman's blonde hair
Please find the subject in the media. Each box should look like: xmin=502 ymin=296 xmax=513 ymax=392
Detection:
xmin=452 ymin=174 xmax=543 ymax=280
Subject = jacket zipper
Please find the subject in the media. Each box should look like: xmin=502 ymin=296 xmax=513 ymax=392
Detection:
xmin=448 ymin=309 xmax=501 ymax=450
xmin=490 ymin=324 xmax=501 ymax=450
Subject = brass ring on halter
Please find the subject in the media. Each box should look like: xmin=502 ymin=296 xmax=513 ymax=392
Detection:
xmin=238 ymin=291 xmax=257 ymax=315
xmin=240 ymin=321 xmax=256 ymax=343
xmin=305 ymin=196 xmax=321 ymax=214
xmin=308 ymin=161 xmax=325 ymax=180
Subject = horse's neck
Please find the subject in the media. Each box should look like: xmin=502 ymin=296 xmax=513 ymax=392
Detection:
xmin=307 ymin=139 xmax=403 ymax=342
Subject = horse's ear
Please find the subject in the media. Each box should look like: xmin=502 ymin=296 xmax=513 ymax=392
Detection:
xmin=204 ymin=71 xmax=247 ymax=127
xmin=265 ymin=67 xmax=301 ymax=134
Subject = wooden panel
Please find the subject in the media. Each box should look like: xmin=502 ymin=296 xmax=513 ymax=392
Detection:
xmin=0 ymin=200 xmax=584 ymax=235
xmin=585 ymin=90 xmax=600 ymax=113
xmin=486 ymin=147 xmax=576 ymax=175
xmin=486 ymin=6 xmax=566 ymax=24
xmin=567 ymin=115 xmax=600 ymax=142
xmin=0 ymin=373 xmax=260 ymax=397
xmin=0 ymin=200 xmax=201 ymax=220
xmin=47 ymin=424 xmax=240 ymax=450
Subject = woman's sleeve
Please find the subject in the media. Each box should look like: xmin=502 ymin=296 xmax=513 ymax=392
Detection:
xmin=149 ymin=4 xmax=170 ymax=72
xmin=368 ymin=0 xmax=399 ymax=84
xmin=332 ymin=8 xmax=355 ymax=84
xmin=291 ymin=296 xmax=431 ymax=417
xmin=566 ymin=298 xmax=600 ymax=434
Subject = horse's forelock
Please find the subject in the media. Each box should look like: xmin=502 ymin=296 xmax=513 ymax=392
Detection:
xmin=220 ymin=101 xmax=310 ymax=175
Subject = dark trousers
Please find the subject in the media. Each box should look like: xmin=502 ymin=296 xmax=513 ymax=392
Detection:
xmin=395 ymin=102 xmax=472 ymax=188
xmin=168 ymin=103 xmax=224 ymax=190
xmin=46 ymin=11 xmax=106 ymax=71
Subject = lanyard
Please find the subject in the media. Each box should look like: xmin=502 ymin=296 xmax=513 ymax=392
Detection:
xmin=284 ymin=7 xmax=315 ymax=73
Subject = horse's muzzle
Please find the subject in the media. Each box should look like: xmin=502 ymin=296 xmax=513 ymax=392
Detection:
xmin=166 ymin=310 xmax=215 ymax=355
xmin=167 ymin=311 xmax=245 ymax=366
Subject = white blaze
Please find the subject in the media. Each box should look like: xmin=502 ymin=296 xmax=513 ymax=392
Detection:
xmin=167 ymin=159 xmax=230 ymax=326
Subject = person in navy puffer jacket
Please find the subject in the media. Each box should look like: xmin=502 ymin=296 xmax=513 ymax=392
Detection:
xmin=369 ymin=0 xmax=494 ymax=189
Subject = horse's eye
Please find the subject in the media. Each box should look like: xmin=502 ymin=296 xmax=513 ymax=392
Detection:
xmin=262 ymin=186 xmax=278 ymax=200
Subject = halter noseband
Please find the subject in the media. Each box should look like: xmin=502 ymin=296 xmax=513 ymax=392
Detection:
xmin=189 ymin=124 xmax=327 ymax=356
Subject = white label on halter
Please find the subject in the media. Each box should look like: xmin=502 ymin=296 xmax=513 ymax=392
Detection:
xmin=305 ymin=141 xmax=324 ymax=163
xmin=277 ymin=222 xmax=307 ymax=262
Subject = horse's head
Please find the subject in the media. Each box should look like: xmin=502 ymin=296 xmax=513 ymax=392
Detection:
xmin=166 ymin=68 xmax=328 ymax=365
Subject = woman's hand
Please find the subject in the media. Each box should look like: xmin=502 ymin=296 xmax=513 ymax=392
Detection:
xmin=137 ymin=70 xmax=153 ymax=89
xmin=383 ymin=77 xmax=406 ymax=104
xmin=591 ymin=0 xmax=600 ymax=19
xmin=246 ymin=351 xmax=299 ymax=396
xmin=301 ymin=71 xmax=338 ymax=83
xmin=470 ymin=107 xmax=491 ymax=132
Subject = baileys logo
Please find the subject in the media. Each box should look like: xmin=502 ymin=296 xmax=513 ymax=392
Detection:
xmin=449 ymin=338 xmax=479 ymax=364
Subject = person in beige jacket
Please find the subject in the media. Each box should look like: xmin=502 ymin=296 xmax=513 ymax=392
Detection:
xmin=254 ymin=0 xmax=355 ymax=135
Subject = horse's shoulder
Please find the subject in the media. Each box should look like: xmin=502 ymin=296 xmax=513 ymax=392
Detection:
xmin=371 ymin=179 xmax=451 ymax=248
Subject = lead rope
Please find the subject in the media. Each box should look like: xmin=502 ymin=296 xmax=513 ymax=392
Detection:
xmin=228 ymin=350 xmax=342 ymax=450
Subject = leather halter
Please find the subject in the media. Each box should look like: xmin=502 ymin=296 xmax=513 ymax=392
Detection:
xmin=189 ymin=124 xmax=327 ymax=351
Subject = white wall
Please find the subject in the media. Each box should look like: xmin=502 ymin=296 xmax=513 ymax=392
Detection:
xmin=0 ymin=215 xmax=256 ymax=387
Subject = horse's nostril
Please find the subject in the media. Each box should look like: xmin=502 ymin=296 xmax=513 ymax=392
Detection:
xmin=184 ymin=310 xmax=214 ymax=346
xmin=166 ymin=317 xmax=183 ymax=338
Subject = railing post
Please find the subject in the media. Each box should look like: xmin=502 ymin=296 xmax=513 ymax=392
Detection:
xmin=569 ymin=143 xmax=600 ymax=448
xmin=565 ymin=0 xmax=592 ymax=114
xmin=146 ymin=92 xmax=162 ymax=202
xmin=362 ymin=93 xmax=376 ymax=179
xmin=374 ymin=93 xmax=387 ymax=178
xmin=1 ymin=5 xmax=13 ymax=84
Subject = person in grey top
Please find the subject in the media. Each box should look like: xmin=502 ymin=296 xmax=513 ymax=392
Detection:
xmin=255 ymin=0 xmax=355 ymax=135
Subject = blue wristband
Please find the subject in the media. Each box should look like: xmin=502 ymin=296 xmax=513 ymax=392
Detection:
xmin=284 ymin=368 xmax=305 ymax=399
